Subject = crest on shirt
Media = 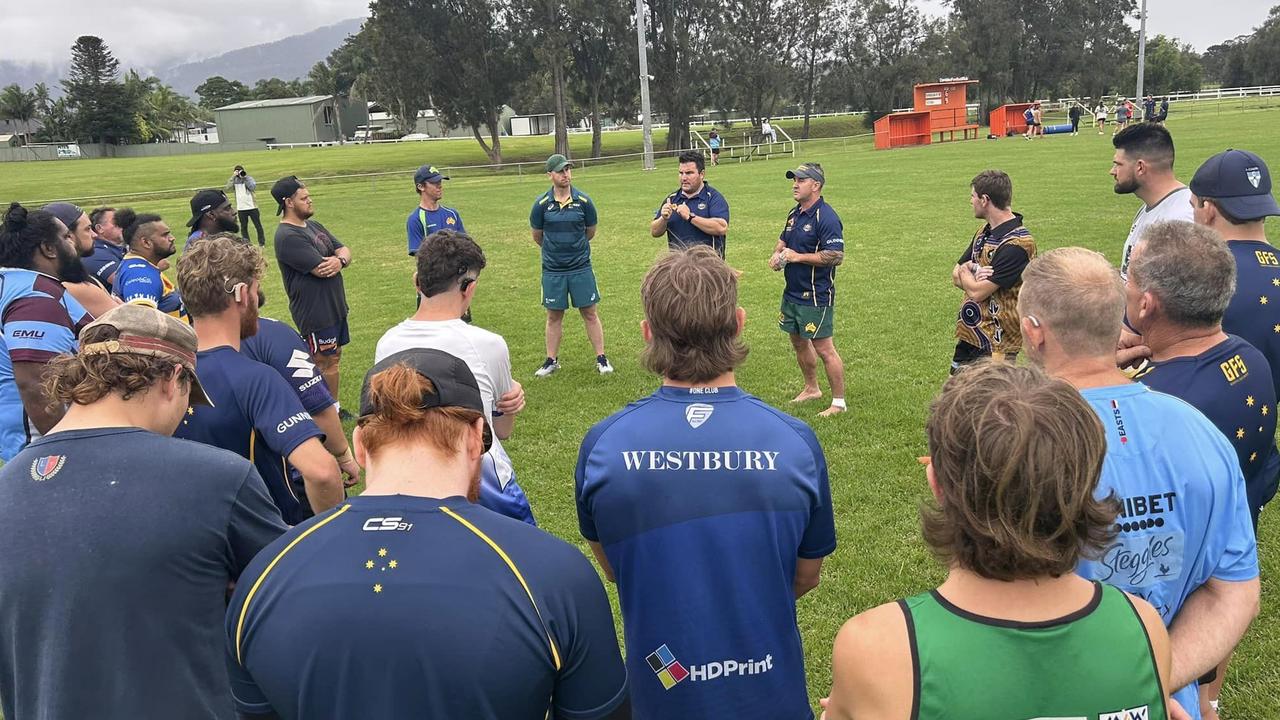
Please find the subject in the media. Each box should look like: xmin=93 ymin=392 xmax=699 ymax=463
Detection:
xmin=697 ymin=202 xmax=707 ymax=210
xmin=30 ymin=455 xmax=66 ymax=482
xmin=685 ymin=403 xmax=714 ymax=429
xmin=803 ymin=224 xmax=812 ymax=232
xmin=1247 ymin=167 xmax=1262 ymax=188
xmin=446 ymin=216 xmax=456 ymax=225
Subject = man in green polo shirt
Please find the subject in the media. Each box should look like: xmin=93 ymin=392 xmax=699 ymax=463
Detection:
xmin=529 ymin=154 xmax=612 ymax=376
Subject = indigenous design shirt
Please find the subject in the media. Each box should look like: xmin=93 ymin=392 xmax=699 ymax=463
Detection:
xmin=955 ymin=214 xmax=1035 ymax=354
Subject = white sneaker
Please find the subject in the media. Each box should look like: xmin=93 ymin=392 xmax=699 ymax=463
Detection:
xmin=596 ymin=355 xmax=614 ymax=374
xmin=534 ymin=357 xmax=560 ymax=377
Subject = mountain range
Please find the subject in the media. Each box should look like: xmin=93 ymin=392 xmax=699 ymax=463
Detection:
xmin=0 ymin=17 xmax=364 ymax=100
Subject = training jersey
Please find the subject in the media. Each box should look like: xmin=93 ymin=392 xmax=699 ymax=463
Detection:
xmin=174 ymin=346 xmax=325 ymax=525
xmin=405 ymin=205 xmax=466 ymax=255
xmin=227 ymin=495 xmax=629 ymax=719
xmin=955 ymin=214 xmax=1035 ymax=354
xmin=1223 ymin=239 xmax=1280 ymax=405
xmin=113 ymin=253 xmax=187 ymax=320
xmin=1119 ymin=186 xmax=1193 ymax=280
xmin=376 ymin=319 xmax=516 ymax=488
xmin=530 ymin=186 xmax=597 ymax=274
xmin=82 ymin=237 xmax=126 ymax=292
xmin=0 ymin=269 xmax=92 ymax=461
xmin=709 ymin=136 xmax=721 ymax=150
xmin=242 ymin=318 xmax=336 ymax=416
xmin=779 ymin=197 xmax=844 ymax=307
xmin=0 ymin=427 xmax=286 ymax=720
xmin=576 ymin=385 xmax=836 ymax=720
xmin=1135 ymin=336 xmax=1280 ymax=521
xmin=903 ymin=583 xmax=1167 ymax=720
xmin=1077 ymin=383 xmax=1257 ymax=717
xmin=654 ymin=182 xmax=730 ymax=255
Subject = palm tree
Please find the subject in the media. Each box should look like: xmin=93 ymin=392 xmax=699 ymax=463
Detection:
xmin=0 ymin=84 xmax=37 ymax=146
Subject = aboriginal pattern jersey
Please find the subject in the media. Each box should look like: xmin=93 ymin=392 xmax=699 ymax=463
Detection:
xmin=955 ymin=215 xmax=1035 ymax=355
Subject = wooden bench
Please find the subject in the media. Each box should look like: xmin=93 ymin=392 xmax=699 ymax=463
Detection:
xmin=933 ymin=124 xmax=980 ymax=142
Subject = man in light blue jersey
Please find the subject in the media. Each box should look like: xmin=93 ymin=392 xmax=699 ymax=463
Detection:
xmin=1018 ymin=247 xmax=1260 ymax=719
xmin=577 ymin=246 xmax=835 ymax=720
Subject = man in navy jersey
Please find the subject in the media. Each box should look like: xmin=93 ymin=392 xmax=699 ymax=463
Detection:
xmin=0 ymin=304 xmax=286 ymax=720
xmin=1019 ymin=248 xmax=1260 ymax=719
xmin=406 ymin=164 xmax=465 ymax=256
xmin=1191 ymin=149 xmax=1280 ymax=407
xmin=577 ymin=246 xmax=835 ymax=720
xmin=770 ymin=162 xmax=846 ymax=417
xmin=174 ymin=236 xmax=344 ymax=524
xmin=1127 ymin=221 xmax=1279 ymax=527
xmin=228 ymin=348 xmax=630 ymax=720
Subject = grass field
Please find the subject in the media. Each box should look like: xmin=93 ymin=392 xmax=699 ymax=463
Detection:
xmin=5 ymin=103 xmax=1280 ymax=715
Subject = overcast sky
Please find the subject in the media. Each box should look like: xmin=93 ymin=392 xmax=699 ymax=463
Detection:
xmin=0 ymin=0 xmax=1272 ymax=69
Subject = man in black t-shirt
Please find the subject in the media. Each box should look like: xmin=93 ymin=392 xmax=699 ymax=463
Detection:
xmin=271 ymin=176 xmax=354 ymax=416
xmin=0 ymin=304 xmax=286 ymax=720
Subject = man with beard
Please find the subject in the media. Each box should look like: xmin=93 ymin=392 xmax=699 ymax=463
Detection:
xmin=43 ymin=201 xmax=119 ymax=318
xmin=185 ymin=189 xmax=240 ymax=249
xmin=271 ymin=176 xmax=353 ymax=415
xmin=226 ymin=349 xmax=630 ymax=719
xmin=174 ymin=236 xmax=343 ymax=524
xmin=1113 ymin=123 xmax=1194 ymax=281
xmin=649 ymin=150 xmax=730 ymax=257
xmin=113 ymin=209 xmax=188 ymax=321
xmin=84 ymin=206 xmax=126 ymax=291
xmin=0 ymin=203 xmax=93 ymax=460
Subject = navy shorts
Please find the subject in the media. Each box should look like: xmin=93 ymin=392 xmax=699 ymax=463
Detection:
xmin=304 ymin=317 xmax=350 ymax=356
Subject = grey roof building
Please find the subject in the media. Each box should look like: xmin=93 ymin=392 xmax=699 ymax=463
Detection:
xmin=214 ymin=96 xmax=369 ymax=145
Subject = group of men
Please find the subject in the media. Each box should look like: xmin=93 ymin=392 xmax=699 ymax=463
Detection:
xmin=945 ymin=120 xmax=1279 ymax=718
xmin=0 ymin=115 xmax=1276 ymax=720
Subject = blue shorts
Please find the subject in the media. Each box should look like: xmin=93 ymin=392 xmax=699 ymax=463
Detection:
xmin=304 ymin=317 xmax=349 ymax=356
xmin=542 ymin=268 xmax=600 ymax=310
xmin=479 ymin=458 xmax=536 ymax=526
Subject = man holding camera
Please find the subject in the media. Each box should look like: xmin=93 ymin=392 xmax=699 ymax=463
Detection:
xmin=228 ymin=165 xmax=266 ymax=246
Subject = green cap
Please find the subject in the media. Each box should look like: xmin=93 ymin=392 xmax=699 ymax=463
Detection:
xmin=545 ymin=154 xmax=572 ymax=173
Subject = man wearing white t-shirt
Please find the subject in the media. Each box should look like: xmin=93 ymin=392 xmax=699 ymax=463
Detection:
xmin=227 ymin=165 xmax=266 ymax=246
xmin=1112 ymin=123 xmax=1194 ymax=281
xmin=374 ymin=229 xmax=535 ymax=524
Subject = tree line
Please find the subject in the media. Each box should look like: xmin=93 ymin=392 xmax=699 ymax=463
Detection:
xmin=3 ymin=2 xmax=1278 ymax=156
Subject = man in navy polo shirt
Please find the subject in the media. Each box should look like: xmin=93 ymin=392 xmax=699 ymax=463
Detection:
xmin=228 ymin=348 xmax=630 ymax=720
xmin=770 ymin=162 xmax=847 ymax=417
xmin=175 ymin=236 xmax=344 ymax=525
xmin=650 ymin=150 xmax=730 ymax=257
xmin=530 ymin=153 xmax=612 ymax=377
xmin=1127 ymin=221 xmax=1279 ymax=527
xmin=1191 ymin=149 xmax=1280 ymax=408
xmin=84 ymin=206 xmax=126 ymax=291
xmin=577 ymin=246 xmax=835 ymax=720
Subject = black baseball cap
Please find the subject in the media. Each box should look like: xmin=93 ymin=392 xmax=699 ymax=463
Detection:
xmin=186 ymin=189 xmax=229 ymax=228
xmin=1190 ymin=149 xmax=1280 ymax=221
xmin=414 ymin=164 xmax=450 ymax=184
xmin=358 ymin=348 xmax=492 ymax=452
xmin=270 ymin=176 xmax=304 ymax=216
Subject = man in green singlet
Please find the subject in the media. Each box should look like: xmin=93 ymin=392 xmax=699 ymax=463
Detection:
xmin=820 ymin=362 xmax=1180 ymax=720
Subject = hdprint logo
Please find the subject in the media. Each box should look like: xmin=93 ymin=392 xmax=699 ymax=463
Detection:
xmin=646 ymin=644 xmax=689 ymax=690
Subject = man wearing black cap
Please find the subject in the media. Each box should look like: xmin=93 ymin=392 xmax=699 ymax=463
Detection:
xmin=271 ymin=176 xmax=353 ymax=411
xmin=228 ymin=165 xmax=266 ymax=246
xmin=406 ymin=164 xmax=465 ymax=257
xmin=770 ymin=162 xmax=846 ymax=417
xmin=1194 ymin=148 xmax=1280 ymax=469
xmin=226 ymin=348 xmax=630 ymax=720
xmin=185 ymin=188 xmax=239 ymax=249
xmin=0 ymin=303 xmax=286 ymax=720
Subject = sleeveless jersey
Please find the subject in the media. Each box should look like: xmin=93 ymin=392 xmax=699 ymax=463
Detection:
xmin=955 ymin=217 xmax=1035 ymax=355
xmin=903 ymin=582 xmax=1166 ymax=720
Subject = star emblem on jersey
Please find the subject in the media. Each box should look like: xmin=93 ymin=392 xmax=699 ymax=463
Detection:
xmin=287 ymin=349 xmax=317 ymax=379
xmin=685 ymin=403 xmax=714 ymax=429
xmin=30 ymin=455 xmax=66 ymax=482
xmin=1247 ymin=167 xmax=1262 ymax=188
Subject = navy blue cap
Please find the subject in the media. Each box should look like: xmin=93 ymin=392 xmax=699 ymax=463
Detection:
xmin=1190 ymin=149 xmax=1280 ymax=221
xmin=414 ymin=165 xmax=450 ymax=184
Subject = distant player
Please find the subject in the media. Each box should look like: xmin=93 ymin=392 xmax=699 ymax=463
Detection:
xmin=822 ymin=362 xmax=1174 ymax=719
xmin=1095 ymin=101 xmax=1108 ymax=134
xmin=771 ymin=162 xmax=846 ymax=416
xmin=650 ymin=150 xmax=730 ymax=257
xmin=113 ymin=209 xmax=187 ymax=321
xmin=1022 ymin=105 xmax=1035 ymax=140
xmin=530 ymin=154 xmax=612 ymax=376
xmin=405 ymin=164 xmax=464 ymax=257
xmin=708 ymin=130 xmax=721 ymax=164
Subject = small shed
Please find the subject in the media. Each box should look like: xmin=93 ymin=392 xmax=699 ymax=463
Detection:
xmin=510 ymin=114 xmax=556 ymax=136
xmin=215 ymin=96 xmax=369 ymax=144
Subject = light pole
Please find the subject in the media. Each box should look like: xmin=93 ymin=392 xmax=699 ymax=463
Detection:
xmin=1135 ymin=0 xmax=1147 ymax=101
xmin=634 ymin=0 xmax=655 ymax=171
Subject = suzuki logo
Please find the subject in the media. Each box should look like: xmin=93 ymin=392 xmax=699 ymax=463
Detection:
xmin=287 ymin=349 xmax=316 ymax=379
